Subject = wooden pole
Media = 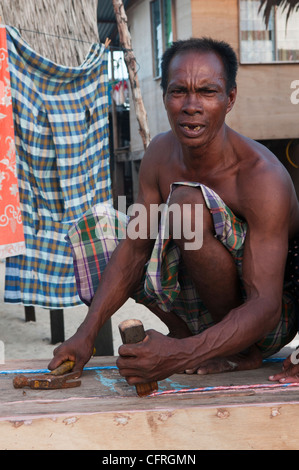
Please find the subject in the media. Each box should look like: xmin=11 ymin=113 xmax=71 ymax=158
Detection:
xmin=112 ymin=0 xmax=151 ymax=150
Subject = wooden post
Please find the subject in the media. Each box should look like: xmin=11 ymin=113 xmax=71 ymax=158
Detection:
xmin=24 ymin=306 xmax=36 ymax=322
xmin=50 ymin=309 xmax=65 ymax=344
xmin=112 ymin=0 xmax=151 ymax=150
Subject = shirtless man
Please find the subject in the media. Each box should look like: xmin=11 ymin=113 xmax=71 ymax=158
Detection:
xmin=49 ymin=38 xmax=299 ymax=385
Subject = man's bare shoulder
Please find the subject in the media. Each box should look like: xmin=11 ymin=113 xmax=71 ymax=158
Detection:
xmin=232 ymin=131 xmax=293 ymax=190
xmin=139 ymin=131 xmax=177 ymax=181
xmin=143 ymin=131 xmax=176 ymax=163
xmin=232 ymin=131 xmax=299 ymax=228
xmin=136 ymin=131 xmax=177 ymax=203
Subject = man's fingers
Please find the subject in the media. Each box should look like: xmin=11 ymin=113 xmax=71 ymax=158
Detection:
xmin=116 ymin=354 xmax=139 ymax=374
xmin=118 ymin=343 xmax=141 ymax=358
xmin=117 ymin=363 xmax=144 ymax=383
xmin=71 ymin=364 xmax=84 ymax=377
xmin=48 ymin=355 xmax=69 ymax=371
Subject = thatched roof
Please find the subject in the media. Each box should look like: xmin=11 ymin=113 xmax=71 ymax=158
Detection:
xmin=0 ymin=0 xmax=99 ymax=66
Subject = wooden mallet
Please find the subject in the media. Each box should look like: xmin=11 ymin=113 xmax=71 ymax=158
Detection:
xmin=118 ymin=319 xmax=158 ymax=397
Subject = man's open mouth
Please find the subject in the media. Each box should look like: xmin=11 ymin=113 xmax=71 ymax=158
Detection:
xmin=179 ymin=123 xmax=204 ymax=136
xmin=183 ymin=125 xmax=201 ymax=131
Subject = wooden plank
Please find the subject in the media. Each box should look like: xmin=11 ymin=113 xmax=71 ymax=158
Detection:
xmin=2 ymin=357 xmax=297 ymax=412
xmin=2 ymin=402 xmax=299 ymax=450
xmin=1 ymin=358 xmax=299 ymax=449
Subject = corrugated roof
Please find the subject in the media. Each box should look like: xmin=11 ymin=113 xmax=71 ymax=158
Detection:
xmin=97 ymin=0 xmax=132 ymax=47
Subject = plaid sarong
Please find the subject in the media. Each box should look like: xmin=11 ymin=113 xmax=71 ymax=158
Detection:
xmin=4 ymin=26 xmax=112 ymax=308
xmin=67 ymin=182 xmax=298 ymax=357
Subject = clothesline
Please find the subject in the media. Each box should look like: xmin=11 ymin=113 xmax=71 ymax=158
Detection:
xmin=18 ymin=26 xmax=96 ymax=45
xmin=7 ymin=25 xmax=132 ymax=51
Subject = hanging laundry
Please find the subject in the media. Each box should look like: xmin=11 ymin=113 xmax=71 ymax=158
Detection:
xmin=113 ymin=80 xmax=129 ymax=106
xmin=0 ymin=26 xmax=25 ymax=259
xmin=4 ymin=26 xmax=112 ymax=308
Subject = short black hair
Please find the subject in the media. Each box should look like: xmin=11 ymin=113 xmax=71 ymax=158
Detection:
xmin=160 ymin=37 xmax=238 ymax=95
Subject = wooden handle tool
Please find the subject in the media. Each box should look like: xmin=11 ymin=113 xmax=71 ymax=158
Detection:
xmin=118 ymin=319 xmax=158 ymax=397
xmin=49 ymin=347 xmax=96 ymax=376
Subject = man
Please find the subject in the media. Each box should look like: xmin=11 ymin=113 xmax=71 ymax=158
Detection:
xmin=49 ymin=38 xmax=299 ymax=385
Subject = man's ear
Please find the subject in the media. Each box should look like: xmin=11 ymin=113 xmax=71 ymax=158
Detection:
xmin=226 ymin=85 xmax=237 ymax=114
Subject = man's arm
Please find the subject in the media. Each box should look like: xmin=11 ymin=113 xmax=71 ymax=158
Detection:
xmin=187 ymin=166 xmax=292 ymax=362
xmin=48 ymin=137 xmax=164 ymax=374
xmin=116 ymin=162 xmax=294 ymax=383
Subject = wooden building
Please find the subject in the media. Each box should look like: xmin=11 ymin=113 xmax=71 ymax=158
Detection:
xmin=122 ymin=0 xmax=299 ymax=197
xmin=2 ymin=1 xmax=298 ymax=199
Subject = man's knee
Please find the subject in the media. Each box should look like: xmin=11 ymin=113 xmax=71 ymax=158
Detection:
xmin=168 ymin=186 xmax=214 ymax=248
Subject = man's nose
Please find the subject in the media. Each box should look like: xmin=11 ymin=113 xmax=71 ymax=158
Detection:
xmin=182 ymin=93 xmax=203 ymax=114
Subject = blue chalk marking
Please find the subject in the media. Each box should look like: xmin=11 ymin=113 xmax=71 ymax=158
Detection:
xmin=159 ymin=377 xmax=187 ymax=390
xmin=0 ymin=366 xmax=118 ymax=375
xmin=263 ymin=358 xmax=285 ymax=363
xmin=94 ymin=370 xmax=120 ymax=392
xmin=0 ymin=357 xmax=285 ymax=375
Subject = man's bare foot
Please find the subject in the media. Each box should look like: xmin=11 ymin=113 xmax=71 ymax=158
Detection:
xmin=185 ymin=345 xmax=263 ymax=375
xmin=167 ymin=325 xmax=193 ymax=339
xmin=269 ymin=352 xmax=299 ymax=383
xmin=148 ymin=305 xmax=193 ymax=339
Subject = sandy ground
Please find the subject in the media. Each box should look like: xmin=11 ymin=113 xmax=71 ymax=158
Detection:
xmin=0 ymin=259 xmax=298 ymax=365
xmin=0 ymin=260 xmax=168 ymax=363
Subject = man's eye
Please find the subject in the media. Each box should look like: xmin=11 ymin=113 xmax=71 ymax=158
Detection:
xmin=202 ymin=89 xmax=216 ymax=94
xmin=171 ymin=89 xmax=185 ymax=95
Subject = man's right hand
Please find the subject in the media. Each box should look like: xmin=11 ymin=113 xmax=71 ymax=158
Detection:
xmin=47 ymin=330 xmax=95 ymax=377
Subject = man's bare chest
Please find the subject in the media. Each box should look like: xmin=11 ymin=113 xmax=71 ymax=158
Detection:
xmin=159 ymin=168 xmax=243 ymax=218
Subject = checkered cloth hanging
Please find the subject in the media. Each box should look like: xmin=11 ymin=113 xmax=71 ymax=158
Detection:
xmin=4 ymin=26 xmax=112 ymax=308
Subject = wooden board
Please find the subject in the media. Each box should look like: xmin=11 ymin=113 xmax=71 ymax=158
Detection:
xmin=1 ymin=357 xmax=299 ymax=450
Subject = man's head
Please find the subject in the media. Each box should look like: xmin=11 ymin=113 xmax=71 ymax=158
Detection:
xmin=162 ymin=38 xmax=238 ymax=150
xmin=161 ymin=37 xmax=238 ymax=95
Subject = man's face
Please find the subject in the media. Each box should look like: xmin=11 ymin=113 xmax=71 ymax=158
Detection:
xmin=163 ymin=50 xmax=236 ymax=150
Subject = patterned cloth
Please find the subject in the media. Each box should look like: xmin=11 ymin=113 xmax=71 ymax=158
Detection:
xmin=67 ymin=182 xmax=298 ymax=358
xmin=4 ymin=26 xmax=112 ymax=308
xmin=0 ymin=26 xmax=25 ymax=258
